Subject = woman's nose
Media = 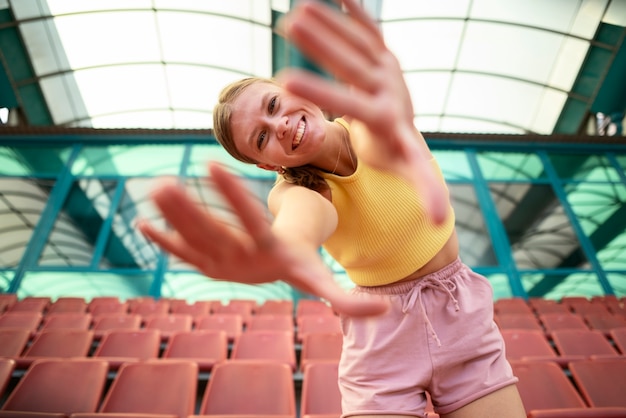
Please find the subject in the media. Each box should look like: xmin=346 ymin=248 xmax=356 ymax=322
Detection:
xmin=272 ymin=116 xmax=289 ymax=139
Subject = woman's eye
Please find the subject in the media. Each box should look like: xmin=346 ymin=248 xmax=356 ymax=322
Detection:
xmin=257 ymin=131 xmax=267 ymax=149
xmin=268 ymin=96 xmax=276 ymax=113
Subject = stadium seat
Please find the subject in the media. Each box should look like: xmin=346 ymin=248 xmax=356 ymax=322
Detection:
xmin=583 ymin=314 xmax=626 ymax=336
xmin=569 ymin=359 xmax=626 ymax=408
xmin=230 ymin=330 xmax=296 ymax=371
xmin=170 ymin=300 xmax=214 ymax=316
xmin=91 ymin=313 xmax=142 ymax=340
xmin=17 ymin=329 xmax=94 ymax=368
xmin=84 ymin=360 xmax=198 ymax=417
xmin=609 ymin=327 xmax=626 ymax=354
xmin=300 ymin=332 xmax=343 ymax=371
xmin=540 ymin=313 xmax=590 ymax=334
xmin=0 ymin=358 xmax=108 ymax=415
xmin=213 ymin=300 xmax=256 ymax=325
xmin=495 ymin=313 xmax=544 ymax=331
xmin=196 ymin=360 xmax=296 ymax=417
xmin=246 ymin=314 xmax=295 ymax=334
xmin=0 ymin=294 xmax=17 ymax=313
xmin=129 ymin=298 xmax=170 ymax=317
xmin=501 ymin=329 xmax=560 ymax=364
xmin=527 ymin=407 xmax=626 ymax=417
xmin=300 ymin=361 xmax=341 ymax=418
xmin=551 ymin=329 xmax=620 ymax=359
xmin=143 ymin=313 xmax=193 ymax=342
xmin=296 ymin=315 xmax=341 ymax=343
xmin=0 ymin=311 xmax=43 ymax=336
xmin=0 ymin=358 xmax=15 ymax=399
xmin=257 ymin=300 xmax=294 ymax=316
xmin=0 ymin=328 xmax=31 ymax=358
xmin=296 ymin=300 xmax=334 ymax=319
xmin=162 ymin=330 xmax=228 ymax=372
xmin=92 ymin=329 xmax=160 ymax=370
xmin=47 ymin=297 xmax=87 ymax=314
xmin=194 ymin=314 xmax=243 ymax=343
xmin=511 ymin=360 xmax=586 ymax=414
xmin=494 ymin=297 xmax=534 ymax=315
xmin=7 ymin=297 xmax=49 ymax=314
xmin=39 ymin=312 xmax=92 ymax=332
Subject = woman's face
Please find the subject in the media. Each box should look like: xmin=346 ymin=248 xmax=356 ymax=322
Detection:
xmin=229 ymin=81 xmax=327 ymax=169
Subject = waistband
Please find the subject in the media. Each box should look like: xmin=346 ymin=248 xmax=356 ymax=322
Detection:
xmin=353 ymin=257 xmax=464 ymax=295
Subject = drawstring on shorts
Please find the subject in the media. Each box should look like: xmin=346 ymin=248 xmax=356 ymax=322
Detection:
xmin=401 ymin=276 xmax=460 ymax=346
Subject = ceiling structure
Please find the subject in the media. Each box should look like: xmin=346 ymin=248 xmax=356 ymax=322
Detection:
xmin=0 ymin=0 xmax=625 ymax=135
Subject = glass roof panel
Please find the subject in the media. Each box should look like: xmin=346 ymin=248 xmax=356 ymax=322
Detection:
xmin=8 ymin=0 xmax=615 ymax=133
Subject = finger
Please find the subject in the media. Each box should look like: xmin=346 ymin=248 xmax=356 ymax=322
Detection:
xmin=288 ymin=262 xmax=388 ymax=317
xmin=208 ymin=162 xmax=275 ymax=249
xmin=278 ymin=69 xmax=378 ymax=123
xmin=137 ymin=220 xmax=214 ymax=272
xmin=339 ymin=0 xmax=383 ymax=42
xmin=283 ymin=2 xmax=381 ymax=90
xmin=150 ymin=179 xmax=239 ymax=255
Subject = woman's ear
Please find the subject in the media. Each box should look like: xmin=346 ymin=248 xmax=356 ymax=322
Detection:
xmin=256 ymin=163 xmax=284 ymax=174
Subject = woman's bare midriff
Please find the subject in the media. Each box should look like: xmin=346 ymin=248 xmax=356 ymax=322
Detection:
xmin=394 ymin=230 xmax=460 ymax=284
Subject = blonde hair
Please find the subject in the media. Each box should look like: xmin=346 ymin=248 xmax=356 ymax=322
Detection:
xmin=213 ymin=77 xmax=327 ymax=191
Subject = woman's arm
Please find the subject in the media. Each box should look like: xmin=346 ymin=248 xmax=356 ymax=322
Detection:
xmin=278 ymin=0 xmax=449 ymax=224
xmin=138 ymin=163 xmax=387 ymax=316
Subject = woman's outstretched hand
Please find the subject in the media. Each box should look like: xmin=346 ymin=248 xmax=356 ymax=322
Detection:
xmin=277 ymin=0 xmax=449 ymax=224
xmin=138 ymin=162 xmax=388 ymax=317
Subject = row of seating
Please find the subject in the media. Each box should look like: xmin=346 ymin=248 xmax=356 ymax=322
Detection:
xmin=0 ymin=295 xmax=335 ymax=319
xmin=0 ymin=311 xmax=342 ymax=343
xmin=0 ymin=357 xmax=337 ymax=418
xmin=0 ymin=327 xmax=343 ymax=373
xmin=2 ymin=356 xmax=625 ymax=418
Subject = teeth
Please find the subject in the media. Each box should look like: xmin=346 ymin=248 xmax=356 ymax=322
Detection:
xmin=293 ymin=119 xmax=306 ymax=149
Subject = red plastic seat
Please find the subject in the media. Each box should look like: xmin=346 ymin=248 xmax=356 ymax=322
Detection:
xmin=494 ymin=297 xmax=534 ymax=315
xmin=257 ymin=300 xmax=294 ymax=316
xmin=194 ymin=314 xmax=243 ymax=343
xmin=0 ymin=358 xmax=15 ymax=399
xmin=583 ymin=314 xmax=626 ymax=336
xmin=0 ymin=328 xmax=31 ymax=357
xmin=143 ymin=313 xmax=193 ymax=341
xmin=0 ymin=311 xmax=42 ymax=335
xmin=231 ymin=330 xmax=296 ymax=371
xmin=247 ymin=314 xmax=295 ymax=334
xmin=296 ymin=300 xmax=334 ymax=319
xmin=301 ymin=361 xmax=341 ymax=418
xmin=296 ymin=315 xmax=341 ymax=343
xmin=40 ymin=312 xmax=92 ymax=332
xmin=47 ymin=297 xmax=87 ymax=314
xmin=551 ymin=329 xmax=619 ymax=359
xmin=17 ymin=329 xmax=94 ymax=368
xmin=495 ymin=313 xmax=544 ymax=331
xmin=7 ymin=297 xmax=49 ymax=314
xmin=501 ymin=329 xmax=560 ymax=364
xmin=197 ymin=360 xmax=296 ymax=417
xmin=0 ymin=358 xmax=108 ymax=415
xmin=300 ymin=332 xmax=343 ymax=371
xmin=91 ymin=313 xmax=142 ymax=340
xmin=89 ymin=360 xmax=198 ymax=417
xmin=0 ymin=294 xmax=17 ymax=313
xmin=540 ymin=313 xmax=590 ymax=334
xmin=92 ymin=329 xmax=160 ymax=370
xmin=569 ymin=359 xmax=626 ymax=407
xmin=170 ymin=300 xmax=213 ymax=316
xmin=511 ymin=360 xmax=586 ymax=414
xmin=89 ymin=301 xmax=129 ymax=317
xmin=129 ymin=299 xmax=170 ymax=317
xmin=213 ymin=300 xmax=256 ymax=325
xmin=162 ymin=330 xmax=228 ymax=372
xmin=609 ymin=327 xmax=626 ymax=354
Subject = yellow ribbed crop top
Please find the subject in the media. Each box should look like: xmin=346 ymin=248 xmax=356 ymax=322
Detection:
xmin=320 ymin=119 xmax=455 ymax=286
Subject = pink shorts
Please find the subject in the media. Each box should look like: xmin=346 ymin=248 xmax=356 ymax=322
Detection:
xmin=338 ymin=258 xmax=518 ymax=417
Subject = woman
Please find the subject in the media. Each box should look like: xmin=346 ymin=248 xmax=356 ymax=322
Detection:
xmin=139 ymin=1 xmax=526 ymax=417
